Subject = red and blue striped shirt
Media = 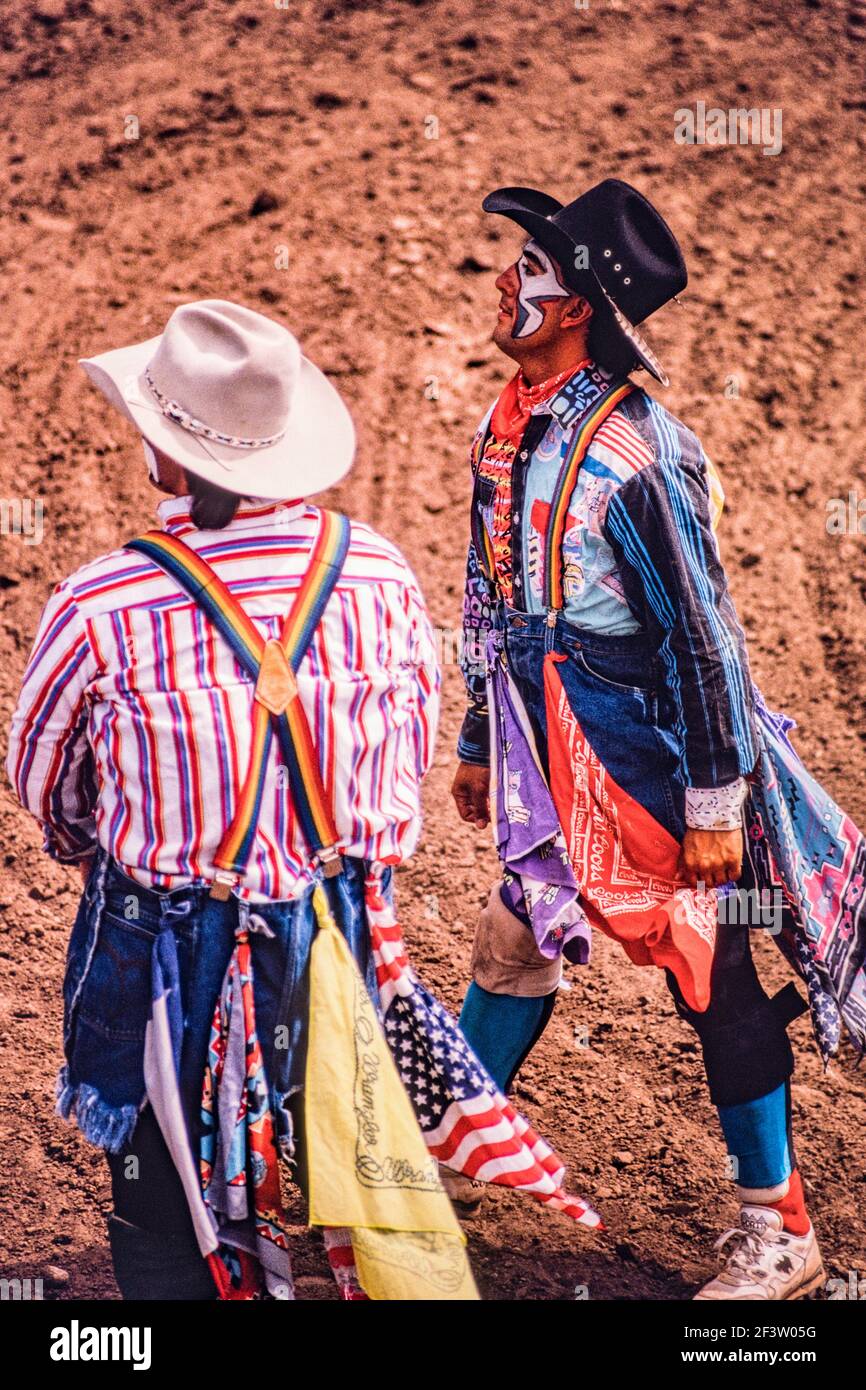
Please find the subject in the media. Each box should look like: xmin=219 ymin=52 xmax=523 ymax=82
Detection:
xmin=7 ymin=497 xmax=440 ymax=901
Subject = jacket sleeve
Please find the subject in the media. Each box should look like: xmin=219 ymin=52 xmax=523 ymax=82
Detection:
xmin=6 ymin=579 xmax=98 ymax=861
xmin=602 ymin=456 xmax=757 ymax=790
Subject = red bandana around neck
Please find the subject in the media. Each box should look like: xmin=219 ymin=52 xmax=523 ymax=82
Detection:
xmin=489 ymin=358 xmax=590 ymax=445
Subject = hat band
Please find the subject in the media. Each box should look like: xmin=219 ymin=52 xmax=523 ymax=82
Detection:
xmin=144 ymin=366 xmax=286 ymax=449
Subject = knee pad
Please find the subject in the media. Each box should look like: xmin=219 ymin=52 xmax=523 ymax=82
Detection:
xmin=471 ymin=883 xmax=562 ymax=996
xmin=674 ymin=979 xmax=806 ymax=1108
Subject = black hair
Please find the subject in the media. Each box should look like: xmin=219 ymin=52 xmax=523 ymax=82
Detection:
xmin=183 ymin=469 xmax=242 ymax=530
xmin=588 ymin=314 xmax=640 ymax=379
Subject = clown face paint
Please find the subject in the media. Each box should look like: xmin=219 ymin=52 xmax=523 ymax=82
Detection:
xmin=512 ymin=239 xmax=571 ymax=338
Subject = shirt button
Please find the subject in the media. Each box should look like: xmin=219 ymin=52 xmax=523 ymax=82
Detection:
xmin=519 ymin=451 xmax=528 ymax=461
xmin=513 ymin=511 xmax=520 ymax=523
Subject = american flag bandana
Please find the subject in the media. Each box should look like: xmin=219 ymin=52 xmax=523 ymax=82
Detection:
xmin=366 ymin=874 xmax=601 ymax=1224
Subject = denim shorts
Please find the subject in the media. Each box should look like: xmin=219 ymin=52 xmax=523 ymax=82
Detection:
xmin=58 ymin=849 xmax=382 ymax=1153
xmin=499 ymin=605 xmax=686 ymax=842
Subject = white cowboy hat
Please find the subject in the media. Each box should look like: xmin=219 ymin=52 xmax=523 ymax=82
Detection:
xmin=79 ymin=299 xmax=355 ymax=499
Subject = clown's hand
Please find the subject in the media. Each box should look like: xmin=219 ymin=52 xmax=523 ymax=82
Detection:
xmin=451 ymin=761 xmax=490 ymax=831
xmin=677 ymin=827 xmax=743 ymax=889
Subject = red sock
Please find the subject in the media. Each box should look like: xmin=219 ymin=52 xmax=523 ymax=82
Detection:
xmin=768 ymin=1168 xmax=810 ymax=1236
xmin=323 ymin=1227 xmax=369 ymax=1301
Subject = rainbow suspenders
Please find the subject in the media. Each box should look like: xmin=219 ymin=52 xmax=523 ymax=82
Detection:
xmin=470 ymin=378 xmax=635 ymax=620
xmin=126 ymin=509 xmax=351 ymax=899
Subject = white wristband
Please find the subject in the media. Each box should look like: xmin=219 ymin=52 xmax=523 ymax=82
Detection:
xmin=685 ymin=779 xmax=748 ymax=830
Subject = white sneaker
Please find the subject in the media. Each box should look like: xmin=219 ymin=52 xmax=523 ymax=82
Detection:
xmin=694 ymin=1204 xmax=825 ymax=1300
xmin=439 ymin=1164 xmax=486 ymax=1217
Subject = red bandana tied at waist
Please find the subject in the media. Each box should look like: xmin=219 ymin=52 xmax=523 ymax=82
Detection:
xmin=543 ymin=654 xmax=717 ymax=1010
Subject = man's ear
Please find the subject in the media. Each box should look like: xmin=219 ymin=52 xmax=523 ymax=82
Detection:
xmin=560 ymin=296 xmax=594 ymax=330
xmin=151 ymin=448 xmax=187 ymax=496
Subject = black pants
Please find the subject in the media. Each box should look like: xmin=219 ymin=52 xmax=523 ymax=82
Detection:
xmin=106 ymin=1107 xmax=216 ymax=1300
xmin=107 ymin=1095 xmax=313 ymax=1300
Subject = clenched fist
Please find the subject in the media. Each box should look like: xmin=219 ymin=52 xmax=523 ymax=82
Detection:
xmin=677 ymin=826 xmax=743 ymax=889
xmin=451 ymin=761 xmax=491 ymax=830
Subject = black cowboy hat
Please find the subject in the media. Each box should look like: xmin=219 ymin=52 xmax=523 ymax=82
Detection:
xmin=482 ymin=178 xmax=687 ymax=386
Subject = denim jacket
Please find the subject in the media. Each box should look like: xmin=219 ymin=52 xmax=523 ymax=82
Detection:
xmin=458 ymin=364 xmax=758 ymax=797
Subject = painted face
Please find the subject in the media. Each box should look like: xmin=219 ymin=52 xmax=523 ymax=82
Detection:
xmin=513 ymin=239 xmax=570 ymax=338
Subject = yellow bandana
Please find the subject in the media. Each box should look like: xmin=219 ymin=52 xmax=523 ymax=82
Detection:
xmin=305 ymin=886 xmax=478 ymax=1301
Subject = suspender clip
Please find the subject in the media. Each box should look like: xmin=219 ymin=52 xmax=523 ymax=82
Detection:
xmin=317 ymin=844 xmax=344 ymax=879
xmin=210 ymin=869 xmax=239 ymax=901
xmin=545 ymin=607 xmax=560 ymax=628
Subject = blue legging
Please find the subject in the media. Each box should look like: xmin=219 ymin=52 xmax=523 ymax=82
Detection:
xmin=717 ymin=1083 xmax=792 ymax=1189
xmin=459 ymin=982 xmax=793 ymax=1190
xmin=460 ymin=982 xmax=555 ymax=1093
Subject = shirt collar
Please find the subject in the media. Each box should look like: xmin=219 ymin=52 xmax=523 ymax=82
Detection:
xmin=532 ymin=358 xmax=613 ymax=429
xmin=157 ymin=495 xmax=308 ymax=538
xmin=516 ymin=359 xmax=589 ymax=414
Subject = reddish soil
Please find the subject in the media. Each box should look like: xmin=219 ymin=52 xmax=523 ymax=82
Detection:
xmin=0 ymin=0 xmax=864 ymax=1300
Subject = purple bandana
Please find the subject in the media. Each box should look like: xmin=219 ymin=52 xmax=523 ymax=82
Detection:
xmin=488 ymin=632 xmax=591 ymax=963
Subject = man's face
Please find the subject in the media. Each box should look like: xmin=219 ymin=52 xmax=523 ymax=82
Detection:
xmin=143 ymin=439 xmax=186 ymax=495
xmin=493 ymin=238 xmax=582 ymax=358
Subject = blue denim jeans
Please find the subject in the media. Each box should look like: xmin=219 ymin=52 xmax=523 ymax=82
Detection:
xmin=498 ymin=604 xmax=686 ymax=840
xmin=59 ymin=848 xmax=381 ymax=1155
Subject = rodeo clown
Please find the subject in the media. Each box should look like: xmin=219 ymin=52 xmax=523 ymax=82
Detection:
xmin=7 ymin=299 xmax=601 ymax=1302
xmin=449 ymin=179 xmax=866 ymax=1300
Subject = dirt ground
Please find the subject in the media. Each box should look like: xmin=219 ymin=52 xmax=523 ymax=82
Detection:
xmin=0 ymin=0 xmax=865 ymax=1301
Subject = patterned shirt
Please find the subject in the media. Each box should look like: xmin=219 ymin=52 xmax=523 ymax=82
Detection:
xmin=480 ymin=434 xmax=520 ymax=604
xmin=7 ymin=497 xmax=440 ymax=901
xmin=459 ymin=362 xmax=757 ymax=813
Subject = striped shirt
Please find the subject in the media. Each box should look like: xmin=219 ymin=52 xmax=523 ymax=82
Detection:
xmin=7 ymin=497 xmax=440 ymax=901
